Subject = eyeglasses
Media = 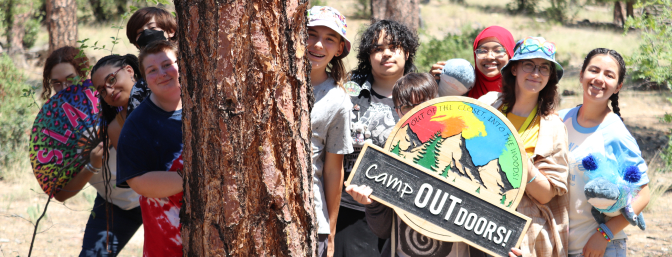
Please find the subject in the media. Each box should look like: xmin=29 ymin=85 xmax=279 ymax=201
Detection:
xmin=97 ymin=67 xmax=124 ymax=98
xmin=49 ymin=80 xmax=72 ymax=89
xmin=474 ymin=47 xmax=507 ymax=59
xmin=394 ymin=103 xmax=419 ymax=115
xmin=520 ymin=61 xmax=551 ymax=76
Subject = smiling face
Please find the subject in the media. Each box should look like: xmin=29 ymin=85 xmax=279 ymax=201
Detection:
xmin=134 ymin=17 xmax=175 ymax=44
xmin=511 ymin=59 xmax=552 ymax=95
xmin=370 ymin=31 xmax=407 ymax=80
xmin=49 ymin=63 xmax=78 ymax=93
xmin=92 ymin=64 xmax=135 ymax=107
xmin=474 ymin=37 xmax=510 ymax=78
xmin=307 ymin=26 xmax=344 ymax=72
xmin=580 ymin=54 xmax=622 ymax=103
xmin=142 ymin=50 xmax=180 ymax=101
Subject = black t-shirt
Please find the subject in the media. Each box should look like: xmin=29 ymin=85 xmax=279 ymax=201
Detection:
xmin=341 ymin=77 xmax=400 ymax=211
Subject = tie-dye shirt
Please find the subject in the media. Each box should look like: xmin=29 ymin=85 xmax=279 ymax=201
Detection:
xmin=117 ymin=98 xmax=183 ymax=256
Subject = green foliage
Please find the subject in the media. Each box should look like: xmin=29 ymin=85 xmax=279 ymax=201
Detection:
xmin=22 ymin=16 xmax=40 ymax=49
xmin=310 ymin=0 xmax=326 ymax=7
xmin=506 ymin=0 xmax=538 ymax=14
xmin=391 ymin=141 xmax=401 ymax=156
xmin=352 ymin=0 xmax=371 ymax=19
xmin=415 ymin=26 xmax=481 ymax=73
xmin=624 ymin=0 xmax=672 ymax=87
xmin=0 ymin=55 xmax=36 ymax=174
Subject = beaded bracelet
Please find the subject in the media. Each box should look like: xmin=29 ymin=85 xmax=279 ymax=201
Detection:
xmin=596 ymin=227 xmax=611 ymax=242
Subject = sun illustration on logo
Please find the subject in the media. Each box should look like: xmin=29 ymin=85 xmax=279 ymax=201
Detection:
xmin=385 ymin=98 xmax=526 ymax=209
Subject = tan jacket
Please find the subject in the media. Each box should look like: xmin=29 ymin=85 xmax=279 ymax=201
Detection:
xmin=479 ymin=92 xmax=570 ymax=257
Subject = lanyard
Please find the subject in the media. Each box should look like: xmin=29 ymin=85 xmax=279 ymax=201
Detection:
xmin=502 ymin=105 xmax=538 ymax=135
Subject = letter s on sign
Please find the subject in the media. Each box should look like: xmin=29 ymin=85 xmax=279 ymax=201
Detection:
xmin=37 ymin=149 xmax=64 ymax=165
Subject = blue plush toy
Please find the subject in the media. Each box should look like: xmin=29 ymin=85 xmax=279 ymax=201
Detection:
xmin=581 ymin=153 xmax=646 ymax=230
xmin=438 ymin=58 xmax=475 ymax=96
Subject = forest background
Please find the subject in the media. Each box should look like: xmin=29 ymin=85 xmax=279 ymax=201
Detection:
xmin=0 ymin=0 xmax=670 ymax=256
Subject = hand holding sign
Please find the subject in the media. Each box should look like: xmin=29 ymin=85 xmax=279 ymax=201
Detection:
xmin=345 ymin=96 xmax=532 ymax=257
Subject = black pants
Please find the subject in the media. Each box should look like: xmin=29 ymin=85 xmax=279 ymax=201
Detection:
xmin=334 ymin=206 xmax=386 ymax=257
xmin=79 ymin=195 xmax=143 ymax=257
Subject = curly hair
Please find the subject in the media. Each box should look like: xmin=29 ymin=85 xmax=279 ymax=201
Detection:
xmin=350 ymin=19 xmax=419 ymax=86
xmin=41 ymin=46 xmax=90 ymax=99
xmin=580 ymin=48 xmax=626 ymax=119
xmin=500 ymin=60 xmax=560 ymax=118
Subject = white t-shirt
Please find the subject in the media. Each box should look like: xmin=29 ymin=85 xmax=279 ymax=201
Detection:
xmin=88 ymin=147 xmax=140 ymax=210
xmin=559 ymin=106 xmax=649 ymax=255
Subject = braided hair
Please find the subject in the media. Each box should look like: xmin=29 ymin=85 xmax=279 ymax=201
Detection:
xmin=90 ymin=54 xmax=141 ymax=237
xmin=580 ymin=48 xmax=626 ymax=120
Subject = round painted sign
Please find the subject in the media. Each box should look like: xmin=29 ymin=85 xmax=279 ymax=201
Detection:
xmin=383 ymin=96 xmax=529 ymax=242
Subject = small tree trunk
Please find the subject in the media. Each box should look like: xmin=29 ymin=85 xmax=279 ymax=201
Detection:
xmin=613 ymin=1 xmax=626 ymax=27
xmin=46 ymin=0 xmax=77 ymax=55
xmin=626 ymin=0 xmax=634 ymax=18
xmin=372 ymin=0 xmax=420 ymax=31
xmin=6 ymin=0 xmax=32 ymax=55
xmin=175 ymin=0 xmax=317 ymax=256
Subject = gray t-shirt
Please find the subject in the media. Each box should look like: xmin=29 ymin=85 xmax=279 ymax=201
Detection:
xmin=311 ymin=78 xmax=354 ymax=235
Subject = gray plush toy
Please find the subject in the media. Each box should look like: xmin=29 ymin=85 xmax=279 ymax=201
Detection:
xmin=438 ymin=58 xmax=475 ymax=96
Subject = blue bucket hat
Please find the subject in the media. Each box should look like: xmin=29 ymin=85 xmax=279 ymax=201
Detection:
xmin=502 ymin=36 xmax=564 ymax=80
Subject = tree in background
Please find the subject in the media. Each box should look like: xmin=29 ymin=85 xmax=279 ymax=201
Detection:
xmin=372 ymin=0 xmax=420 ymax=31
xmin=174 ymin=0 xmax=317 ymax=256
xmin=46 ymin=0 xmax=77 ymax=54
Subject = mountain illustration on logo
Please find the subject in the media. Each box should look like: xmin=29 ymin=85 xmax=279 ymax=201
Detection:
xmin=386 ymin=102 xmax=524 ymax=206
xmin=393 ymin=124 xmax=514 ymax=195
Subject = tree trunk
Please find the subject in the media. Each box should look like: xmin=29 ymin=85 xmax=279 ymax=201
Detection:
xmin=6 ymin=0 xmax=33 ymax=55
xmin=46 ymin=0 xmax=77 ymax=55
xmin=626 ymin=0 xmax=634 ymax=18
xmin=174 ymin=0 xmax=316 ymax=256
xmin=372 ymin=0 xmax=420 ymax=31
xmin=613 ymin=1 xmax=626 ymax=27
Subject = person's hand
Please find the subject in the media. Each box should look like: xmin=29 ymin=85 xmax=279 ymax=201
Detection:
xmin=582 ymin=231 xmax=608 ymax=257
xmin=327 ymin=234 xmax=335 ymax=257
xmin=430 ymin=61 xmax=447 ymax=80
xmin=345 ymin=184 xmax=373 ymax=205
xmin=89 ymin=142 xmax=104 ymax=169
xmin=508 ymin=248 xmax=523 ymax=257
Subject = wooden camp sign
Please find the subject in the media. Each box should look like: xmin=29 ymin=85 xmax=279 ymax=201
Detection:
xmin=345 ymin=96 xmax=532 ymax=257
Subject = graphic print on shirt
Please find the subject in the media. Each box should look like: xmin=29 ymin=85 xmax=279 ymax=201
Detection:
xmin=351 ymin=102 xmax=397 ymax=147
xmin=397 ymin=217 xmax=453 ymax=256
xmin=140 ymin=154 xmax=183 ymax=256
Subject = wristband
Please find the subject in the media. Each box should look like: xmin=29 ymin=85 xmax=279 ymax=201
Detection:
xmin=596 ymin=223 xmax=613 ymax=242
xmin=85 ymin=163 xmax=101 ymax=175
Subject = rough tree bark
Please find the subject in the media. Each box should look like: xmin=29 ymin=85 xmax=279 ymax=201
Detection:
xmin=372 ymin=0 xmax=420 ymax=31
xmin=174 ymin=0 xmax=317 ymax=256
xmin=46 ymin=0 xmax=77 ymax=54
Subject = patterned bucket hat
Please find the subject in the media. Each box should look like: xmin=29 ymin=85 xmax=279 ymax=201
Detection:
xmin=307 ymin=6 xmax=351 ymax=57
xmin=503 ymin=36 xmax=564 ymax=80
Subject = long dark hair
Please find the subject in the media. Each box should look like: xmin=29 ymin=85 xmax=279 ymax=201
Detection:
xmin=350 ymin=19 xmax=419 ymax=86
xmin=580 ymin=48 xmax=626 ymax=119
xmin=90 ymin=54 xmax=141 ymax=236
xmin=500 ymin=60 xmax=560 ymax=118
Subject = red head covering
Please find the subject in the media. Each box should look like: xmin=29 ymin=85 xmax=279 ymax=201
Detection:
xmin=467 ymin=26 xmax=515 ymax=99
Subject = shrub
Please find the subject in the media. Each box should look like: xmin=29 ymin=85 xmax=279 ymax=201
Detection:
xmin=0 ymin=54 xmax=37 ymax=177
xmin=624 ymin=0 xmax=672 ymax=88
xmin=415 ymin=26 xmax=481 ymax=73
xmin=22 ymin=17 xmax=40 ymax=49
